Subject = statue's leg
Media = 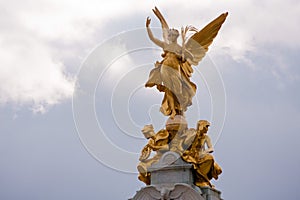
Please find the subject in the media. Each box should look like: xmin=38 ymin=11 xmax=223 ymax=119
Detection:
xmin=165 ymin=89 xmax=176 ymax=119
xmin=194 ymin=155 xmax=214 ymax=187
xmin=212 ymin=162 xmax=222 ymax=179
xmin=198 ymin=154 xmax=214 ymax=175
xmin=160 ymin=93 xmax=171 ymax=116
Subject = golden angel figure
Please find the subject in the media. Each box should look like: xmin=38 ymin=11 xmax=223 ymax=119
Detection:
xmin=145 ymin=7 xmax=228 ymax=119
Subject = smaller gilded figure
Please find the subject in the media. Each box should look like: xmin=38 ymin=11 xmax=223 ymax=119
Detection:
xmin=182 ymin=120 xmax=222 ymax=187
xmin=137 ymin=125 xmax=169 ymax=185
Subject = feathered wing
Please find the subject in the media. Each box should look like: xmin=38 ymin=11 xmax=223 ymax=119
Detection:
xmin=152 ymin=6 xmax=170 ymax=43
xmin=185 ymin=12 xmax=228 ymax=66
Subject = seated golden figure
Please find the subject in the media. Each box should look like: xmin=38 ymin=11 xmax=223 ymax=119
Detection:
xmin=182 ymin=120 xmax=222 ymax=187
xmin=137 ymin=125 xmax=169 ymax=185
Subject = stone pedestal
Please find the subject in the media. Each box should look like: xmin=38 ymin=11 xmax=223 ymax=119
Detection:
xmin=149 ymin=151 xmax=194 ymax=185
xmin=130 ymin=152 xmax=223 ymax=200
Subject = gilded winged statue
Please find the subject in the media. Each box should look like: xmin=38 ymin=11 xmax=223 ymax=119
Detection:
xmin=145 ymin=7 xmax=228 ymax=119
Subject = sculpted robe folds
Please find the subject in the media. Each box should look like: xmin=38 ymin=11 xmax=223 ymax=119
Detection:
xmin=145 ymin=51 xmax=196 ymax=116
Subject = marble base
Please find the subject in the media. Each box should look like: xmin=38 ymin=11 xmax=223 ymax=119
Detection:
xmin=130 ymin=152 xmax=223 ymax=200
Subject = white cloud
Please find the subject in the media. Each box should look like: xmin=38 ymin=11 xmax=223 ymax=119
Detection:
xmin=0 ymin=0 xmax=299 ymax=112
xmin=0 ymin=0 xmax=156 ymax=113
xmin=0 ymin=34 xmax=74 ymax=112
xmin=160 ymin=0 xmax=300 ymax=58
xmin=164 ymin=0 xmax=300 ymax=83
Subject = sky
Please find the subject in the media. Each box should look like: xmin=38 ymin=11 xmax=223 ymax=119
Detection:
xmin=0 ymin=0 xmax=300 ymax=199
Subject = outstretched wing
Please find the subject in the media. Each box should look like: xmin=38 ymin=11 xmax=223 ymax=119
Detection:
xmin=185 ymin=12 xmax=228 ymax=66
xmin=152 ymin=6 xmax=170 ymax=43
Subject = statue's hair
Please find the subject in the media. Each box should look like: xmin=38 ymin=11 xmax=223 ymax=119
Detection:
xmin=142 ymin=124 xmax=155 ymax=136
xmin=197 ymin=120 xmax=210 ymax=133
xmin=168 ymin=28 xmax=179 ymax=37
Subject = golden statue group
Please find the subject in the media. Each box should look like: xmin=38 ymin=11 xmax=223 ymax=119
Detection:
xmin=137 ymin=7 xmax=228 ymax=188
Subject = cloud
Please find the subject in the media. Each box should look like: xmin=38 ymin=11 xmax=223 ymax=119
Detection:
xmin=0 ymin=0 xmax=299 ymax=112
xmin=159 ymin=0 xmax=300 ymax=57
xmin=0 ymin=0 xmax=156 ymax=113
xmin=169 ymin=0 xmax=300 ymax=83
xmin=0 ymin=34 xmax=74 ymax=113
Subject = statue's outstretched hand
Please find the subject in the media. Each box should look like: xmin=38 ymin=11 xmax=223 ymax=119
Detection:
xmin=146 ymin=17 xmax=151 ymax=27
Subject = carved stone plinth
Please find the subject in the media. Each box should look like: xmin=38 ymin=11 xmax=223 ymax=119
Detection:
xmin=130 ymin=183 xmax=205 ymax=200
xmin=149 ymin=151 xmax=193 ymax=185
xmin=130 ymin=152 xmax=223 ymax=200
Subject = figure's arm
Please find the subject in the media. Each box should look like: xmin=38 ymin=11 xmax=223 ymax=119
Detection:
xmin=146 ymin=17 xmax=165 ymax=48
xmin=148 ymin=141 xmax=168 ymax=151
xmin=139 ymin=144 xmax=152 ymax=161
xmin=204 ymin=135 xmax=214 ymax=153
xmin=147 ymin=138 xmax=169 ymax=151
xmin=153 ymin=144 xmax=169 ymax=151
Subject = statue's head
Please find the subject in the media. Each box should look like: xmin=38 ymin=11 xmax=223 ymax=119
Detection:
xmin=168 ymin=28 xmax=179 ymax=42
xmin=142 ymin=124 xmax=155 ymax=139
xmin=197 ymin=120 xmax=210 ymax=134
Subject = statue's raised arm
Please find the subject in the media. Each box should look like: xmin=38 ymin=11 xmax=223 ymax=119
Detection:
xmin=152 ymin=6 xmax=170 ymax=43
xmin=145 ymin=17 xmax=165 ymax=48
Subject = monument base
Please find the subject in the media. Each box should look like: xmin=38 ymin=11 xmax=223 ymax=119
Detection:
xmin=130 ymin=152 xmax=223 ymax=200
